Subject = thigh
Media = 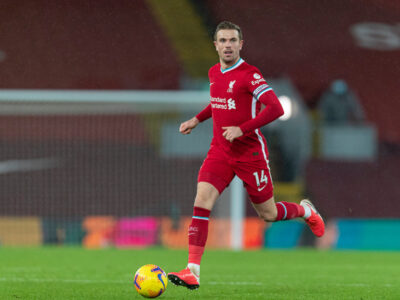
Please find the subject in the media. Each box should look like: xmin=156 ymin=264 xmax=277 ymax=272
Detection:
xmin=198 ymin=146 xmax=235 ymax=195
xmin=233 ymin=159 xmax=274 ymax=204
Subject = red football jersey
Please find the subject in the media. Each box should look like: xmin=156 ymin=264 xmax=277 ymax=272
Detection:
xmin=198 ymin=58 xmax=282 ymax=162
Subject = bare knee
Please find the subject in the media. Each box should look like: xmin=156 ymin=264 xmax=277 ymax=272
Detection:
xmin=252 ymin=197 xmax=278 ymax=222
xmin=194 ymin=182 xmax=220 ymax=211
xmin=194 ymin=193 xmax=212 ymax=208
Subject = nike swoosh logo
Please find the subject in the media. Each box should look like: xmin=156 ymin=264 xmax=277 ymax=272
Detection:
xmin=210 ymin=82 xmax=214 ymax=86
xmin=257 ymin=185 xmax=267 ymax=192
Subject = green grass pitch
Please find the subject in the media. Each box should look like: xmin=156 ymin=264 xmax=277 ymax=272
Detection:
xmin=0 ymin=247 xmax=399 ymax=299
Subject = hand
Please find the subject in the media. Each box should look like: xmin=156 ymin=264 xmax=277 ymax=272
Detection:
xmin=179 ymin=117 xmax=200 ymax=135
xmin=222 ymin=126 xmax=243 ymax=142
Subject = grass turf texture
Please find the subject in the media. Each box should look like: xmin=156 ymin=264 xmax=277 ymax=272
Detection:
xmin=0 ymin=247 xmax=399 ymax=299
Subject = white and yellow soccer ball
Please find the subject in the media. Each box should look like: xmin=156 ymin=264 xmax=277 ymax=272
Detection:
xmin=134 ymin=264 xmax=168 ymax=298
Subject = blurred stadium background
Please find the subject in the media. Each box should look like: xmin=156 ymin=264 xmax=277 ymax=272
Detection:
xmin=0 ymin=0 xmax=399 ymax=251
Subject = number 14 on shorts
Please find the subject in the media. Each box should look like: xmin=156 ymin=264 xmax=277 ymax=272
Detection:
xmin=253 ymin=170 xmax=268 ymax=188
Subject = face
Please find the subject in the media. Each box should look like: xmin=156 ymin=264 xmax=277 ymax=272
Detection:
xmin=214 ymin=29 xmax=243 ymax=66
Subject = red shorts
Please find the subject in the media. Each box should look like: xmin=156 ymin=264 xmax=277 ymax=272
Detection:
xmin=198 ymin=145 xmax=273 ymax=204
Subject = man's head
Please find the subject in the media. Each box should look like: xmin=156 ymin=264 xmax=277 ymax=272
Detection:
xmin=331 ymin=79 xmax=348 ymax=95
xmin=214 ymin=21 xmax=243 ymax=67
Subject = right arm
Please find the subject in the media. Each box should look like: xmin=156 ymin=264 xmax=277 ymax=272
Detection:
xmin=179 ymin=104 xmax=212 ymax=135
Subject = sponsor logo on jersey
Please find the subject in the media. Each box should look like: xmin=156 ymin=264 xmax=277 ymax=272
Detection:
xmin=211 ymin=103 xmax=227 ymax=109
xmin=251 ymin=78 xmax=266 ymax=85
xmin=211 ymin=96 xmax=227 ymax=109
xmin=210 ymin=96 xmax=236 ymax=110
xmin=227 ymin=80 xmax=236 ymax=93
xmin=211 ymin=96 xmax=226 ymax=103
xmin=227 ymin=98 xmax=236 ymax=110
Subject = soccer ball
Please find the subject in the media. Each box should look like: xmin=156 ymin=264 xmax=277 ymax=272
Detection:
xmin=134 ymin=264 xmax=168 ymax=298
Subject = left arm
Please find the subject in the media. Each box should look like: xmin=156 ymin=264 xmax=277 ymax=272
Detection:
xmin=222 ymin=90 xmax=284 ymax=142
xmin=239 ymin=90 xmax=284 ymax=134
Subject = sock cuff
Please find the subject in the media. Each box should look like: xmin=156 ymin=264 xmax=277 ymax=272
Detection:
xmin=193 ymin=206 xmax=211 ymax=218
xmin=277 ymin=202 xmax=287 ymax=220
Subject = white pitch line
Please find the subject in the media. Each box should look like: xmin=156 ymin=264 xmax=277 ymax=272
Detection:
xmin=335 ymin=283 xmax=395 ymax=288
xmin=207 ymin=282 xmax=262 ymax=286
xmin=0 ymin=277 xmax=263 ymax=286
xmin=1 ymin=278 xmax=394 ymax=288
xmin=0 ymin=278 xmax=127 ymax=284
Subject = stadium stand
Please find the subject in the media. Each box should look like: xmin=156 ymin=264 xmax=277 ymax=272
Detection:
xmin=1 ymin=0 xmax=398 ymax=142
xmin=0 ymin=0 xmax=181 ymax=89
xmin=146 ymin=0 xmax=216 ymax=79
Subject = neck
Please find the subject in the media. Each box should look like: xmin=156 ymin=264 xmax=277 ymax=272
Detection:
xmin=220 ymin=57 xmax=241 ymax=70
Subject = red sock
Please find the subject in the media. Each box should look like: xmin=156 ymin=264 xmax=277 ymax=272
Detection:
xmin=188 ymin=206 xmax=211 ymax=265
xmin=275 ymin=201 xmax=305 ymax=221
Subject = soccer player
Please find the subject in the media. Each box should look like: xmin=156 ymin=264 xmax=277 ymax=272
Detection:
xmin=168 ymin=21 xmax=325 ymax=290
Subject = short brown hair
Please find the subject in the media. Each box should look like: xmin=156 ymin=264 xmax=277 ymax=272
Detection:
xmin=214 ymin=21 xmax=243 ymax=41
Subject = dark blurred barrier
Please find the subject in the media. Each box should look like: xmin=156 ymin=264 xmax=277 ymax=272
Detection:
xmin=305 ymin=157 xmax=400 ymax=218
xmin=0 ymin=114 xmax=201 ymax=217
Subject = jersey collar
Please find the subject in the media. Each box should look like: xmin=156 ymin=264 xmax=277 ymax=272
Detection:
xmin=220 ymin=58 xmax=244 ymax=74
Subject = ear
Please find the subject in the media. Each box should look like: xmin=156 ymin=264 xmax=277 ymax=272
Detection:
xmin=239 ymin=40 xmax=244 ymax=50
xmin=214 ymin=40 xmax=218 ymax=51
